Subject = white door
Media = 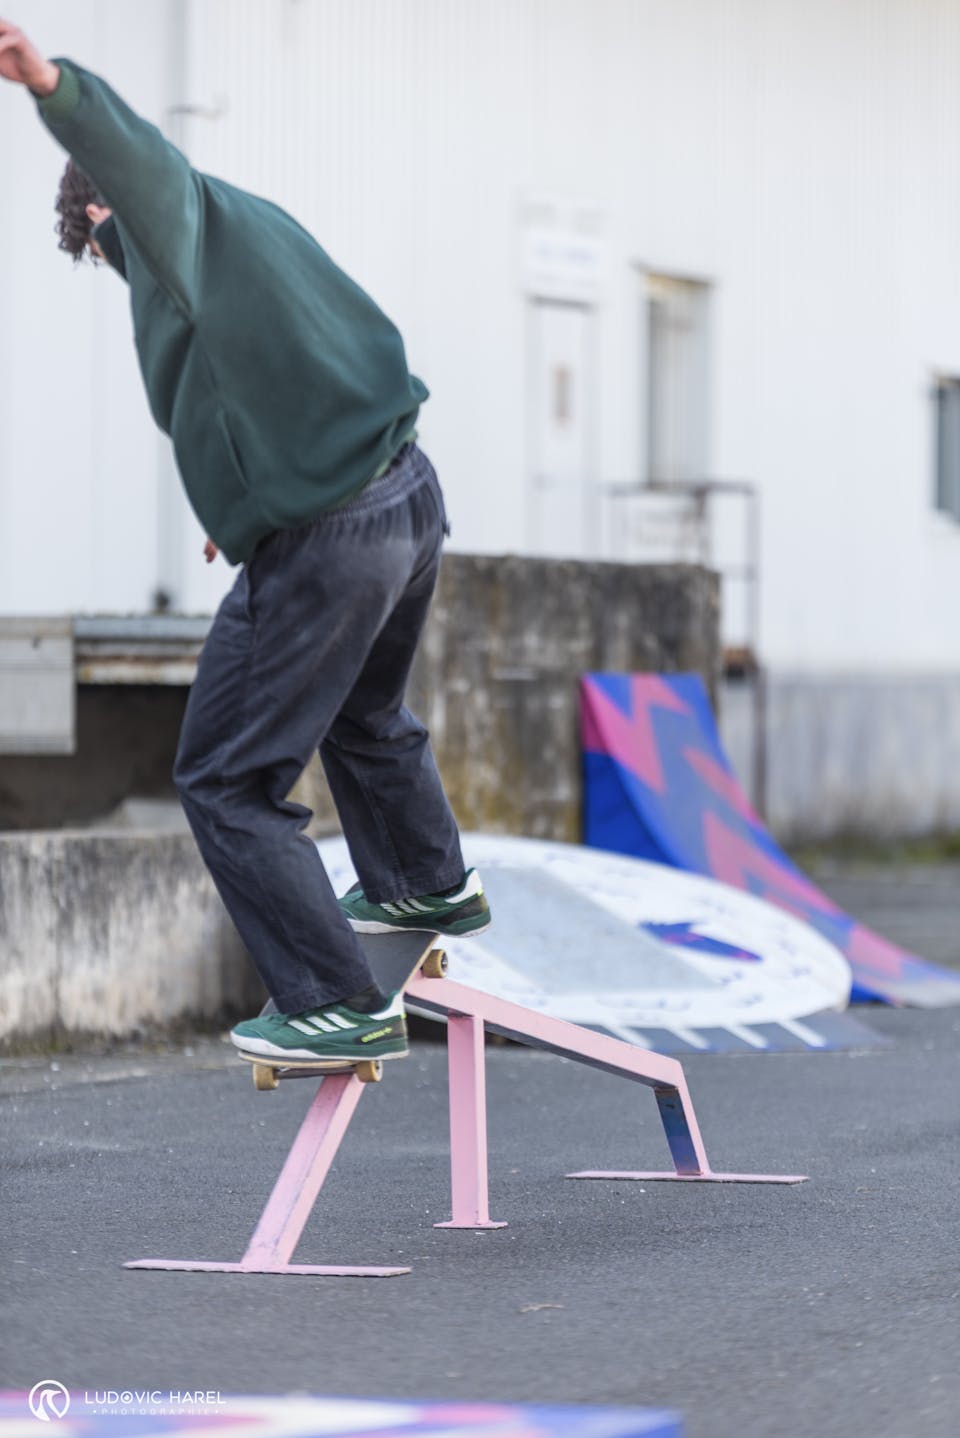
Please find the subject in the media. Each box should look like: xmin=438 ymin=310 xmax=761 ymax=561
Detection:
xmin=527 ymin=301 xmax=592 ymax=556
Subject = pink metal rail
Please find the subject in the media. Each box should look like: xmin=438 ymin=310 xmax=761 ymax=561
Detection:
xmin=126 ymin=969 xmax=805 ymax=1277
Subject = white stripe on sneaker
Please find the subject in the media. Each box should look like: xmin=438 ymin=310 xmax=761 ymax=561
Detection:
xmin=327 ymin=1013 xmax=356 ymax=1030
xmin=305 ymin=1016 xmax=339 ymax=1033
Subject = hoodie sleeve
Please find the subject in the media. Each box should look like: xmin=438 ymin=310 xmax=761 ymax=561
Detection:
xmin=37 ymin=60 xmax=201 ymax=316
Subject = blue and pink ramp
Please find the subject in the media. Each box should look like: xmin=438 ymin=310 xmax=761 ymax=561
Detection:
xmin=581 ymin=672 xmax=960 ymax=1007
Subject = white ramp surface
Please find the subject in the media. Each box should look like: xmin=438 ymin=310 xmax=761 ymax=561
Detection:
xmin=317 ymin=834 xmax=861 ymax=1053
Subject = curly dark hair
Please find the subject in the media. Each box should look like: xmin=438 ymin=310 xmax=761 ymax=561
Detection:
xmin=55 ymin=160 xmax=106 ymax=261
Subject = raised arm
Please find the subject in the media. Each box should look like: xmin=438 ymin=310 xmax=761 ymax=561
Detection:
xmin=0 ymin=18 xmax=201 ymax=313
xmin=0 ymin=17 xmax=58 ymax=93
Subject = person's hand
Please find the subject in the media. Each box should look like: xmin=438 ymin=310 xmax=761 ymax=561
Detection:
xmin=0 ymin=19 xmax=59 ymax=96
xmin=203 ymin=539 xmax=218 ymax=564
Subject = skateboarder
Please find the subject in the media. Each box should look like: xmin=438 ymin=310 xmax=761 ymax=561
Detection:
xmin=0 ymin=20 xmax=490 ymax=1067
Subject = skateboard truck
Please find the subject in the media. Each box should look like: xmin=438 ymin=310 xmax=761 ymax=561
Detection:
xmin=126 ymin=937 xmax=806 ymax=1279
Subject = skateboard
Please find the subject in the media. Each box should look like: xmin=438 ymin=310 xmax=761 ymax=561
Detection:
xmin=236 ymin=928 xmax=446 ymax=1091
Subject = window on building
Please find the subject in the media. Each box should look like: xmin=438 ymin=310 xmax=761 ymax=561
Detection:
xmin=644 ymin=273 xmax=712 ymax=484
xmin=934 ymin=377 xmax=960 ymax=521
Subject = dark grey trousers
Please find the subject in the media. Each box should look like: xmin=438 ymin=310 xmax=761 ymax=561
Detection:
xmin=173 ymin=444 xmax=465 ymax=1014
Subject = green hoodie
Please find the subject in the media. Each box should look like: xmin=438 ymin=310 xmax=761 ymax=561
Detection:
xmin=38 ymin=61 xmax=428 ymax=564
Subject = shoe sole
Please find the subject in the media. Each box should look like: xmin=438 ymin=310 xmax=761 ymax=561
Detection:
xmin=231 ymin=1037 xmax=410 ymax=1063
xmin=344 ymin=915 xmax=492 ymax=937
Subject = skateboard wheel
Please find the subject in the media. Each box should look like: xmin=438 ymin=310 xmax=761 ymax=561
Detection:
xmin=252 ymin=1063 xmax=279 ymax=1092
xmin=421 ymin=948 xmax=448 ymax=979
xmin=355 ymin=1059 xmax=383 ymax=1083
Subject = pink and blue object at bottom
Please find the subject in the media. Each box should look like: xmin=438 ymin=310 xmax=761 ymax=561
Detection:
xmin=0 ymin=1393 xmax=681 ymax=1437
xmin=580 ymin=672 xmax=960 ymax=1007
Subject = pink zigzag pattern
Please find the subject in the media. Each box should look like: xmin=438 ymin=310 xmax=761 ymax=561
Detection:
xmin=703 ymin=810 xmax=841 ymax=919
xmin=683 ymin=744 xmax=764 ymax=826
xmin=581 ymin=676 xmax=689 ymax=795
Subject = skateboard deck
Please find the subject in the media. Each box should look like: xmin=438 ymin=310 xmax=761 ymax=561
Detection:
xmin=237 ymin=928 xmax=445 ymax=1090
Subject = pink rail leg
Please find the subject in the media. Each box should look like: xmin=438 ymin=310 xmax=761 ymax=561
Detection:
xmin=242 ymin=1072 xmax=369 ymax=1266
xmin=654 ymin=1074 xmax=712 ymax=1174
xmin=407 ymin=976 xmax=806 ymax=1187
xmin=568 ymin=1073 xmax=807 ymax=1185
xmin=434 ymin=1014 xmax=507 ymax=1229
xmin=126 ymin=1073 xmax=411 ymax=1275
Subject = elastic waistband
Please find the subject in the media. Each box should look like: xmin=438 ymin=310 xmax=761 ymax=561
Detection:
xmin=333 ymin=443 xmax=430 ymax=518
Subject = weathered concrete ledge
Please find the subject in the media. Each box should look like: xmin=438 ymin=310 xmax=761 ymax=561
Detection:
xmin=0 ymin=831 xmax=261 ymax=1049
xmin=296 ymin=555 xmax=721 ymax=841
xmin=0 ymin=556 xmax=719 ymax=837
xmin=0 ymin=556 xmax=718 ymax=1043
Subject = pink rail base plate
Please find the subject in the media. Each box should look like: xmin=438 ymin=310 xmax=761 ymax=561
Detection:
xmin=124 ymin=1260 xmax=409 ymax=1276
xmin=126 ymin=968 xmax=806 ymax=1277
xmin=566 ymin=1171 xmax=808 ymax=1184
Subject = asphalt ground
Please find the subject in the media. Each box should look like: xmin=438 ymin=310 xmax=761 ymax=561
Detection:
xmin=1 ymin=993 xmax=958 ymax=1438
xmin=3 ymin=861 xmax=960 ymax=1437
xmin=813 ymin=859 xmax=960 ymax=972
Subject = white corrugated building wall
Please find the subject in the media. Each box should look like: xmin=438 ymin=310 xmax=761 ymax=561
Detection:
xmin=3 ymin=0 xmax=960 ymax=836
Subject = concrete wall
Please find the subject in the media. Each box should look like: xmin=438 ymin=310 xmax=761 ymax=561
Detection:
xmin=0 ymin=555 xmax=719 ymax=837
xmin=294 ymin=554 xmax=721 ymax=842
xmin=0 ymin=555 xmax=718 ymax=1043
xmin=0 ymin=831 xmax=262 ymax=1049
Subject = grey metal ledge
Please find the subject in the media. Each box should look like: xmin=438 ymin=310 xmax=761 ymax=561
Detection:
xmin=74 ymin=614 xmax=212 ymax=684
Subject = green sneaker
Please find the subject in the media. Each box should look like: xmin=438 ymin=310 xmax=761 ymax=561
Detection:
xmin=339 ymin=868 xmax=491 ymax=937
xmin=229 ymin=992 xmax=408 ymax=1062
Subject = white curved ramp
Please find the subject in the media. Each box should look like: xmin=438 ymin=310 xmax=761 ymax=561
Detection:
xmin=317 ymin=833 xmax=870 ymax=1054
